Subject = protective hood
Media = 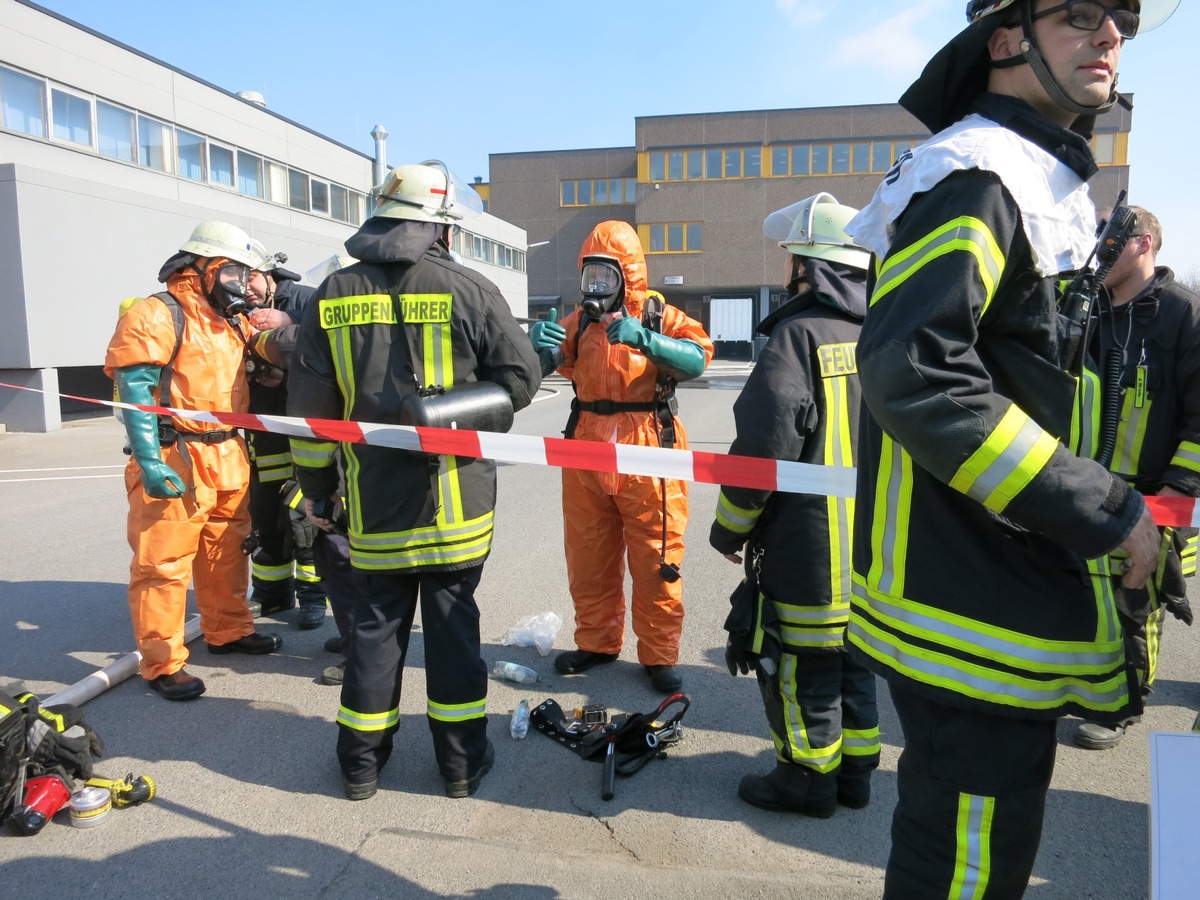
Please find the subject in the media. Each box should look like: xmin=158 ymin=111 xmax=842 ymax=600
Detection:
xmin=577 ymin=221 xmax=648 ymax=319
xmin=344 ymin=217 xmax=444 ymax=265
xmin=759 ymin=258 xmax=867 ymax=336
xmin=900 ymin=14 xmax=1005 ymax=133
xmin=157 ymin=251 xmax=199 ymax=284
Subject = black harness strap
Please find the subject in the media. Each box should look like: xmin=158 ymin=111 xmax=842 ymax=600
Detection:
xmin=563 ymin=297 xmax=679 ymax=447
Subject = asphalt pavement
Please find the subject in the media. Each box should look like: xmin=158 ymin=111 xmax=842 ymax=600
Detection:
xmin=1 ymin=365 xmax=1197 ymax=899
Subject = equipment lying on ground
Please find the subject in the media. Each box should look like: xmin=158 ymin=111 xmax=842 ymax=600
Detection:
xmin=2 ymin=688 xmax=151 ymax=835
xmin=531 ymin=693 xmax=690 ymax=800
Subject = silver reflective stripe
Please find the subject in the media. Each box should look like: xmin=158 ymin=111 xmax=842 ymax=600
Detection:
xmin=427 ymin=699 xmax=486 ymax=723
xmin=960 ymin=417 xmax=1044 ymax=506
xmin=715 ymin=491 xmax=759 ymax=533
xmin=848 ymin=593 xmax=1127 ymax=708
xmin=876 ymin=436 xmax=907 ymax=596
xmin=955 ymin=795 xmax=991 ymax=898
xmin=336 ymin=706 xmax=400 ymax=731
xmin=855 ymin=584 xmax=1121 ymax=671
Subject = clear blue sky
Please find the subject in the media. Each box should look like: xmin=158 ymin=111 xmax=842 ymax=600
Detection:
xmin=31 ymin=0 xmax=1199 ymax=275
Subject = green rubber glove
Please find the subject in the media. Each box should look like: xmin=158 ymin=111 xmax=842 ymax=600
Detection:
xmin=605 ymin=316 xmax=706 ymax=382
xmin=116 ymin=365 xmax=185 ymax=499
xmin=530 ymin=309 xmax=566 ymax=377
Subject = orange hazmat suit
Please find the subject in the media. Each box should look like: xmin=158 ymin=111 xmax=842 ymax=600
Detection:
xmin=554 ymin=221 xmax=714 ymax=665
xmin=105 ymin=268 xmax=255 ymax=679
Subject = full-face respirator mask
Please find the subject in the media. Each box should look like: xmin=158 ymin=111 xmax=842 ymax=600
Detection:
xmin=580 ymin=258 xmax=624 ymax=320
xmin=203 ymin=261 xmax=251 ymax=318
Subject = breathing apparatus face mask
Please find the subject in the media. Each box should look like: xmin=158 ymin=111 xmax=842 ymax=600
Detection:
xmin=205 ymin=262 xmax=251 ymax=318
xmin=580 ymin=259 xmax=624 ymax=319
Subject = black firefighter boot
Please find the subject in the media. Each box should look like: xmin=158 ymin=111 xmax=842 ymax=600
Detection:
xmin=738 ymin=762 xmax=837 ymax=818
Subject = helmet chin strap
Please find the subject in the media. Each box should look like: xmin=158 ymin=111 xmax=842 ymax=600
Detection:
xmin=996 ymin=3 xmax=1120 ymax=118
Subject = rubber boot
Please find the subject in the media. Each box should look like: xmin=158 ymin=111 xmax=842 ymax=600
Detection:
xmin=737 ymin=762 xmax=837 ymax=818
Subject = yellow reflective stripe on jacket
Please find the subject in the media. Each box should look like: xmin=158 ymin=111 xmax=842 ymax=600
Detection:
xmin=950 ymin=793 xmax=995 ymax=898
xmin=427 ymin=697 xmax=486 ymax=723
xmin=775 ymin=597 xmax=850 ymax=649
xmin=1182 ymin=535 xmax=1197 ymax=576
xmin=350 ymin=510 xmax=495 ymax=571
xmin=870 ymin=216 xmax=1004 ymax=316
xmin=336 ymin=705 xmax=400 ymax=731
xmin=419 ymin=315 xmax=467 ymax=526
xmin=866 ymin=434 xmax=914 ymax=599
xmin=823 ymin=361 xmax=856 ymax=605
xmin=1170 ymin=440 xmax=1200 ymax=474
xmin=252 ymin=561 xmax=293 ymax=582
xmin=292 ymin=438 xmax=336 ymax=469
xmin=715 ymin=491 xmax=761 ymax=535
xmin=255 ymin=450 xmax=293 ymax=482
xmin=1084 ymin=556 xmax=1121 ymax=643
xmin=841 ymin=725 xmax=881 ymax=757
xmin=1070 ymin=368 xmax=1101 ymax=458
xmin=1112 ymin=390 xmax=1153 ymax=478
xmin=848 ymin=581 xmax=1130 ymax=710
xmin=948 ymin=405 xmax=1058 ymax=513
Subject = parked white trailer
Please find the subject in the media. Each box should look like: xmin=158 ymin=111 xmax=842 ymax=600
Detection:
xmin=708 ymin=297 xmax=753 ymax=343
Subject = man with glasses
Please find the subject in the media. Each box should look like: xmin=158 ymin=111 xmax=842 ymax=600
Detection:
xmin=105 ymin=221 xmax=283 ymax=703
xmin=1073 ymin=206 xmax=1200 ymax=751
xmin=845 ymin=1 xmax=1175 ymax=894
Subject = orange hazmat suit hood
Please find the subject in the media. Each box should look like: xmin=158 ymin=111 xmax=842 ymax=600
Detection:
xmin=578 ymin=221 xmax=648 ymax=319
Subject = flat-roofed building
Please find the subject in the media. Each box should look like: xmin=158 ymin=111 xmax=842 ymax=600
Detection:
xmin=0 ymin=0 xmax=527 ymax=431
xmin=488 ymin=100 xmax=1132 ymax=359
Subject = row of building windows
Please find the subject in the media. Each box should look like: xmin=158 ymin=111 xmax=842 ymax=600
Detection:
xmin=642 ymin=133 xmax=1121 ymax=185
xmin=561 ymin=177 xmax=637 ymax=207
xmin=639 ymin=222 xmax=703 ymax=255
xmin=0 ymin=63 xmax=369 ymax=224
xmin=451 ymin=228 xmax=527 ymax=273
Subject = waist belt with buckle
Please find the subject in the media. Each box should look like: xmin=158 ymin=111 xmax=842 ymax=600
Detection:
xmin=159 ymin=425 xmax=238 ymax=444
xmin=575 ymin=399 xmax=657 ymax=415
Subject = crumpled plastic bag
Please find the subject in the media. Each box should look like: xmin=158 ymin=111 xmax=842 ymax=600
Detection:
xmin=501 ymin=611 xmax=563 ymax=657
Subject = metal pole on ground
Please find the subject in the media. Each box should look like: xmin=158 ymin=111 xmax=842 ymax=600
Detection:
xmin=44 ymin=614 xmax=202 ymax=707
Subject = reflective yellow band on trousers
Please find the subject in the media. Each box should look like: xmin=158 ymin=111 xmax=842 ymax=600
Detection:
xmin=337 ymin=705 xmax=400 ymax=731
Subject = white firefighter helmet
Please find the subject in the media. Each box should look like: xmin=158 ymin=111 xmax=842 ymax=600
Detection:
xmin=373 ymin=160 xmax=484 ymax=224
xmin=304 ymin=254 xmax=358 ymax=284
xmin=967 ymin=0 xmax=1178 ymax=34
xmin=180 ymin=221 xmax=257 ymax=267
xmin=247 ymin=238 xmax=272 ymax=271
xmin=763 ymin=193 xmax=870 ymax=270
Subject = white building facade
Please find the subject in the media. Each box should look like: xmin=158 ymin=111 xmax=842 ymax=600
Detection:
xmin=0 ymin=0 xmax=527 ymax=430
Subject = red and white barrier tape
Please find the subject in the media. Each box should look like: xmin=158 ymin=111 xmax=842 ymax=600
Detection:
xmin=3 ymin=381 xmax=1196 ymax=527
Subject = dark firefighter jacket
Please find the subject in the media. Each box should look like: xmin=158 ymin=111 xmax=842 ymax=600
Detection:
xmin=710 ymin=276 xmax=865 ymax=651
xmin=287 ymin=219 xmax=541 ymax=572
xmin=249 ymin=277 xmax=316 ymax=483
xmin=845 ymin=95 xmax=1145 ymax=723
xmin=1093 ymin=266 xmax=1200 ymax=615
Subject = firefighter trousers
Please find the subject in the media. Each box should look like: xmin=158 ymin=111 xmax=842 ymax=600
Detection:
xmin=336 ymin=565 xmax=488 ymax=784
xmin=760 ymin=649 xmax=880 ymax=786
xmin=883 ymin=684 xmax=1057 ymax=899
xmin=248 ymin=467 xmax=323 ymax=610
xmin=125 ymin=459 xmax=255 ymax=680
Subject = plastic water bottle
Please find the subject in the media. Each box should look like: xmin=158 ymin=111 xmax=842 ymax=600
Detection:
xmin=492 ymin=661 xmax=539 ymax=684
xmin=510 ymin=699 xmax=531 ymax=739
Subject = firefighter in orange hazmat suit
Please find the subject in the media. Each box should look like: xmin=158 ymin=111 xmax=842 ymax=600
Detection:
xmin=105 ymin=221 xmax=283 ymax=702
xmin=530 ymin=221 xmax=713 ymax=692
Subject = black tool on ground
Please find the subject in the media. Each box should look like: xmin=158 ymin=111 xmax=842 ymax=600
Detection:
xmin=531 ymin=693 xmax=690 ymax=800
